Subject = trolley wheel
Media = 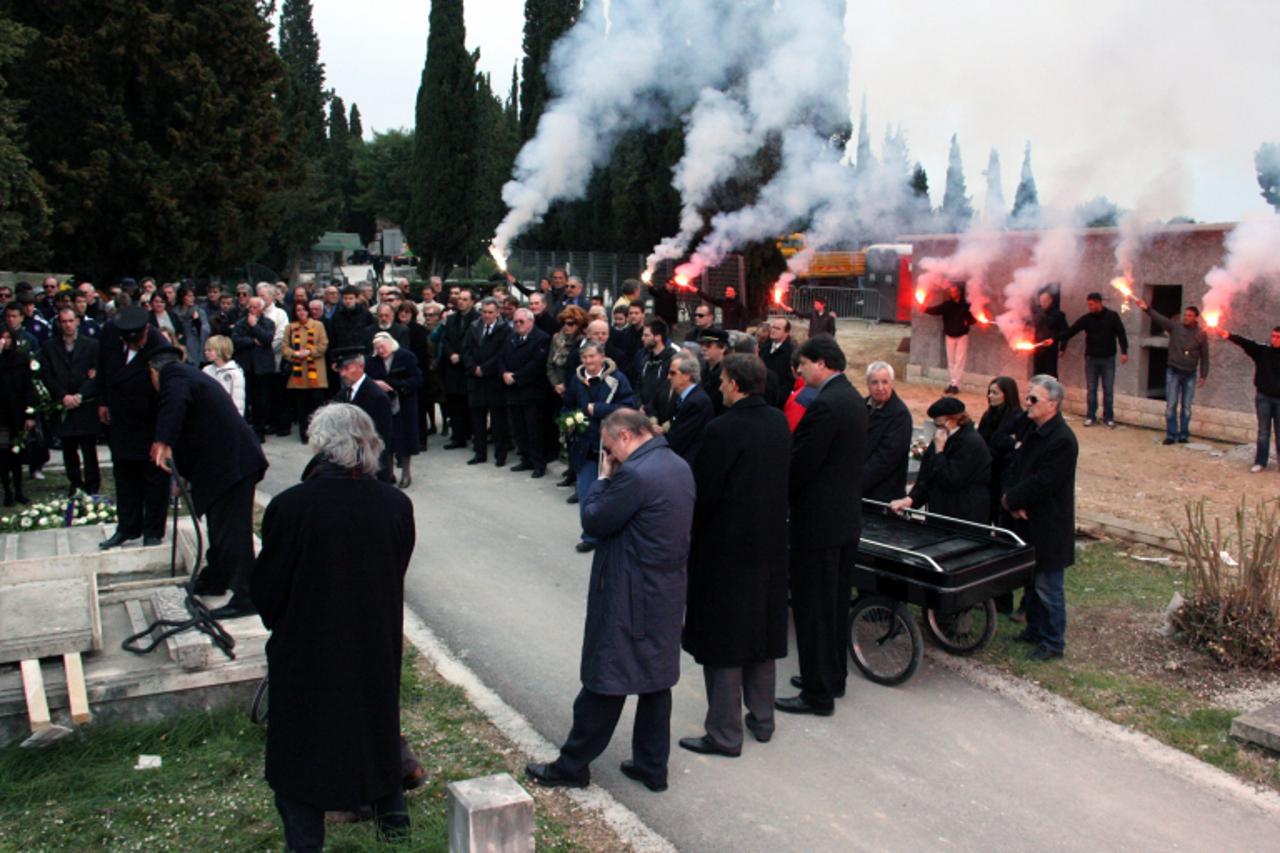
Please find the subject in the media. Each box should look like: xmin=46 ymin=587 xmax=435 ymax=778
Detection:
xmin=250 ymin=676 xmax=269 ymax=725
xmin=848 ymin=595 xmax=923 ymax=686
xmin=924 ymin=599 xmax=998 ymax=656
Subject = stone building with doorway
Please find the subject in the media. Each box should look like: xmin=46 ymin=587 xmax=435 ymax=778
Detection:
xmin=903 ymin=223 xmax=1279 ymax=443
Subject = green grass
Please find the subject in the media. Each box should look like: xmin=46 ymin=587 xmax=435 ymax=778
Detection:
xmin=0 ymin=650 xmax=592 ymax=852
xmin=975 ymin=542 xmax=1280 ymax=791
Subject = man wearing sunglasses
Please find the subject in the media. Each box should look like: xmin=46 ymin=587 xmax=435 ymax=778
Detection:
xmin=1002 ymin=375 xmax=1078 ymax=662
xmin=683 ymin=302 xmax=719 ymax=343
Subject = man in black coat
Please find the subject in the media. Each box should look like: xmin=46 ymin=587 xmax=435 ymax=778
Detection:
xmin=891 ymin=397 xmax=990 ymax=523
xmin=252 ymin=403 xmax=414 ymax=850
xmin=97 ymin=307 xmax=169 ymax=548
xmin=333 ymin=347 xmax=395 ymax=483
xmin=231 ymin=297 xmax=277 ymax=441
xmin=808 ymin=296 xmax=837 ymax=338
xmin=1003 ymin=375 xmax=1078 ymax=661
xmin=1031 ymin=290 xmax=1068 ymax=378
xmin=147 ymin=348 xmax=268 ymax=618
xmin=328 ymin=285 xmax=376 ymax=353
xmin=682 ymin=355 xmax=791 ymax=757
xmin=1059 ymin=291 xmax=1129 ymax=427
xmin=499 ymin=309 xmax=552 ymax=477
xmin=527 ymin=409 xmax=694 ymax=792
xmin=439 ymin=289 xmax=478 ymax=448
xmin=662 ymin=351 xmax=714 ymax=465
xmin=777 ymin=335 xmax=866 ymax=716
xmin=924 ymin=283 xmax=978 ymax=394
xmin=41 ymin=308 xmax=101 ymax=495
xmin=761 ymin=317 xmax=795 ymax=408
xmin=862 ymin=361 xmax=912 ymax=502
xmin=698 ymin=328 xmax=729 ymax=415
xmin=635 ymin=319 xmax=677 ymax=421
xmin=463 ymin=297 xmax=511 ymax=465
xmin=645 ymin=277 xmax=679 ymax=327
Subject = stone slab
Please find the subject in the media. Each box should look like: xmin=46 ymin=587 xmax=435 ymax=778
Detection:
xmin=447 ymin=773 xmax=534 ymax=853
xmin=0 ymin=578 xmax=98 ymax=664
xmin=1230 ymin=702 xmax=1280 ymax=755
xmin=151 ymin=587 xmax=212 ymax=671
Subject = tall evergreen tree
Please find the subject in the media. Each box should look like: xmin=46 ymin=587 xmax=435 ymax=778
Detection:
xmin=6 ymin=0 xmax=289 ymax=281
xmin=853 ymin=93 xmax=874 ymax=174
xmin=519 ymin=0 xmax=578 ymax=142
xmin=911 ymin=163 xmax=930 ymax=201
xmin=409 ymin=0 xmax=478 ymax=273
xmin=328 ymin=93 xmax=358 ymax=234
xmin=1010 ymin=141 xmax=1040 ymax=226
xmin=981 ymin=148 xmax=1004 ymax=227
xmin=1256 ymin=142 xmax=1280 ymax=212
xmin=277 ymin=0 xmax=327 ymax=156
xmin=348 ymin=102 xmax=364 ymax=143
xmin=940 ymin=133 xmax=973 ymax=232
xmin=0 ymin=16 xmax=48 ymax=266
xmin=506 ymin=62 xmax=520 ymax=136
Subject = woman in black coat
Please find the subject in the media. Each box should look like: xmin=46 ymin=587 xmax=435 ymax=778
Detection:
xmin=396 ymin=301 xmax=437 ymax=448
xmin=977 ymin=376 xmax=1024 ymax=523
xmin=366 ymin=331 xmax=423 ymax=488
xmin=0 ymin=326 xmax=35 ymax=504
xmin=251 ymin=404 xmax=415 ymax=849
xmin=890 ymin=396 xmax=990 ymax=523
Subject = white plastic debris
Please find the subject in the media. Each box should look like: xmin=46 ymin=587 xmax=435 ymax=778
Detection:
xmin=1219 ymin=550 xmax=1239 ymax=567
xmin=135 ymin=754 xmax=162 ymax=770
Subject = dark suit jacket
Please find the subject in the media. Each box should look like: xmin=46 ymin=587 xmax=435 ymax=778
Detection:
xmin=497 ymin=326 xmax=551 ymax=405
xmin=154 ymin=362 xmax=267 ymax=516
xmin=463 ymin=320 xmax=511 ymax=407
xmin=438 ymin=309 xmax=477 ymax=396
xmin=231 ymin=315 xmax=277 ymax=375
xmin=809 ymin=310 xmax=837 ymax=337
xmin=1004 ymin=413 xmax=1078 ymax=572
xmin=908 ymin=422 xmax=991 ymax=523
xmin=348 ymin=376 xmax=394 ymax=482
xmin=789 ymin=373 xmax=867 ymax=548
xmin=862 ymin=391 xmax=912 ymax=501
xmin=664 ymin=384 xmax=714 ymax=465
xmin=761 ymin=339 xmax=795 ymax=407
xmin=97 ymin=324 xmax=164 ymax=460
xmin=40 ymin=335 xmax=100 ymax=437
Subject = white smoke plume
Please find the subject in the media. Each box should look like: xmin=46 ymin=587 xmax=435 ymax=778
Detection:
xmin=994 ymin=225 xmax=1081 ymax=345
xmin=1113 ymin=168 xmax=1187 ymax=278
xmin=1203 ymin=213 xmax=1280 ymax=324
xmin=915 ymin=231 xmax=1007 ymax=323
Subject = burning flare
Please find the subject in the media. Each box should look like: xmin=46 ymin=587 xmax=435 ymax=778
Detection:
xmin=914 ymin=286 xmax=926 ymax=306
xmin=1110 ymin=276 xmax=1133 ymax=299
xmin=488 ymin=243 xmax=509 ymax=273
xmin=640 ymin=269 xmax=653 ymax=285
xmin=771 ymin=272 xmax=795 ymax=312
xmin=974 ymin=309 xmax=992 ymax=325
xmin=1011 ymin=339 xmax=1051 ymax=352
xmin=1203 ymin=310 xmax=1221 ymax=328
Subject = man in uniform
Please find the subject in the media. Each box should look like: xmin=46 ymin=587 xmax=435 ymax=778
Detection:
xmin=148 ymin=347 xmax=267 ymax=618
xmin=333 ymin=346 xmax=394 ymax=483
xmin=97 ymin=307 xmax=168 ymax=548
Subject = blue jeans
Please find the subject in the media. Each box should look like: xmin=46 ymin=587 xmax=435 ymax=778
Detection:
xmin=1164 ymin=367 xmax=1196 ymax=441
xmin=576 ymin=457 xmax=599 ymax=544
xmin=1256 ymin=393 xmax=1280 ymax=467
xmin=1026 ymin=568 xmax=1066 ymax=654
xmin=1084 ymin=356 xmax=1116 ymax=421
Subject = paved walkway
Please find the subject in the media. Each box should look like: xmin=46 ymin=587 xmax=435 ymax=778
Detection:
xmin=260 ymin=438 xmax=1280 ymax=852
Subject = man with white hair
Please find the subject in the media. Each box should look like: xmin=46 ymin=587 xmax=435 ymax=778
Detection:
xmin=333 ymin=347 xmax=394 ymax=482
xmin=862 ymin=361 xmax=912 ymax=502
xmin=662 ymin=351 xmax=713 ymax=465
xmin=499 ymin=308 xmax=552 ymax=477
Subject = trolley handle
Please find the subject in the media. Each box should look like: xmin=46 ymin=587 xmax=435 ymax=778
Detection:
xmin=862 ymin=499 xmax=1027 ymax=549
xmin=859 ymin=537 xmax=946 ymax=573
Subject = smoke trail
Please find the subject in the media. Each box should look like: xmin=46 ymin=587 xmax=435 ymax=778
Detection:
xmin=915 ymin=232 xmax=1007 ymax=322
xmin=1203 ymin=213 xmax=1280 ymax=323
xmin=994 ymin=225 xmax=1081 ymax=345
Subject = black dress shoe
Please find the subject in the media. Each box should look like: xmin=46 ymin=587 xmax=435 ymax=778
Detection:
xmin=556 ymin=473 xmax=576 ymax=487
xmin=745 ymin=715 xmax=773 ymax=744
xmin=787 ymin=675 xmax=845 ymax=698
xmin=566 ymin=493 xmax=579 ymax=504
xmin=1028 ymin=645 xmax=1064 ymax=661
xmin=678 ymin=736 xmax=740 ymax=758
xmin=1162 ymin=437 xmax=1176 ymax=445
xmin=444 ymin=442 xmax=467 ymax=450
xmin=494 ymin=457 xmax=507 ymax=468
xmin=619 ymin=760 xmax=668 ymax=792
xmin=210 ymin=600 xmax=258 ymax=619
xmin=1013 ymin=630 xmax=1039 ymax=644
xmin=525 ymin=761 xmax=589 ymax=789
xmin=98 ymin=532 xmax=138 ymax=550
xmin=575 ymin=541 xmax=595 ymax=553
xmin=466 ymin=456 xmax=486 ymax=465
xmin=510 ymin=462 xmax=533 ymax=472
xmin=774 ymin=695 xmax=833 ymax=716
xmin=142 ymin=536 xmax=163 ymax=546
xmin=530 ymin=469 xmax=546 ymax=479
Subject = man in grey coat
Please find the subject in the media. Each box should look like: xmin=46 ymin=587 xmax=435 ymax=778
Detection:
xmin=527 ymin=408 xmax=695 ymax=793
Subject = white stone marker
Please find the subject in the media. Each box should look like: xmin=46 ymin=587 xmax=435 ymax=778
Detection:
xmin=446 ymin=773 xmax=534 ymax=853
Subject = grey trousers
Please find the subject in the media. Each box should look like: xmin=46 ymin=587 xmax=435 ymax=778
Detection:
xmin=702 ymin=661 xmax=777 ymax=751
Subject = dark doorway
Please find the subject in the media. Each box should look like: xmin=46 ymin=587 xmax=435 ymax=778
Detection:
xmin=1142 ymin=284 xmax=1182 ymax=400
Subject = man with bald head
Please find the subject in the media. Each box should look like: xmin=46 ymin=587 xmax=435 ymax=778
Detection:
xmin=500 ymin=308 xmax=552 ymax=477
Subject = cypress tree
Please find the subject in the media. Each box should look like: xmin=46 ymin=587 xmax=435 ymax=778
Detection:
xmin=329 ymin=94 xmax=360 ymax=235
xmin=1010 ymin=141 xmax=1040 ymax=226
xmin=853 ymin=94 xmax=874 ymax=175
xmin=940 ymin=133 xmax=973 ymax=233
xmin=5 ymin=0 xmax=289 ymax=282
xmin=409 ymin=0 xmax=478 ymax=273
xmin=0 ymin=16 xmax=48 ymax=266
xmin=348 ymin=102 xmax=364 ymax=144
xmin=981 ymin=148 xmax=1004 ymax=227
xmin=519 ymin=0 xmax=578 ymax=142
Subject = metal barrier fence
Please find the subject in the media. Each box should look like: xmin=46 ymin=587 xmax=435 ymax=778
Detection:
xmin=790 ymin=285 xmax=883 ymax=323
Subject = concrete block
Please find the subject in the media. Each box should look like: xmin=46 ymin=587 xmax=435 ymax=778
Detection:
xmin=447 ymin=773 xmax=534 ymax=853
xmin=0 ymin=578 xmax=99 ymax=665
xmin=1230 ymin=703 xmax=1280 ymax=755
xmin=151 ymin=587 xmax=212 ymax=671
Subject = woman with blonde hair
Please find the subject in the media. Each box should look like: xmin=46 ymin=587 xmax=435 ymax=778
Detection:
xmin=281 ymin=299 xmax=329 ymax=442
xmin=202 ymin=334 xmax=245 ymax=416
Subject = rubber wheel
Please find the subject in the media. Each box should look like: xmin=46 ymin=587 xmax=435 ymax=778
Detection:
xmin=924 ymin=599 xmax=998 ymax=655
xmin=848 ymin=595 xmax=923 ymax=686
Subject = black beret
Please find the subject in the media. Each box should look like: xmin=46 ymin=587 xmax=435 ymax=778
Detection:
xmin=114 ymin=306 xmax=148 ymax=333
xmin=698 ymin=327 xmax=730 ymax=347
xmin=927 ymin=396 xmax=965 ymax=418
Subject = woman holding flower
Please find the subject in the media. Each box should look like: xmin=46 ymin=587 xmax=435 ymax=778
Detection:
xmin=547 ymin=305 xmax=588 ymax=488
xmin=0 ymin=325 xmax=36 ymax=505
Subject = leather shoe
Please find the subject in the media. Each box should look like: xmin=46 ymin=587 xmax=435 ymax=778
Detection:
xmin=745 ymin=715 xmax=773 ymax=744
xmin=619 ymin=760 xmax=668 ymax=792
xmin=566 ymin=493 xmax=579 ymax=504
xmin=788 ymin=675 xmax=844 ymax=698
xmin=191 ymin=577 xmax=227 ymax=597
xmin=525 ymin=761 xmax=588 ymax=789
xmin=678 ymin=736 xmax=740 ymax=758
xmin=575 ymin=541 xmax=595 ymax=553
xmin=774 ymin=695 xmax=833 ymax=717
xmin=510 ymin=462 xmax=533 ymax=472
xmin=556 ymin=474 xmax=576 ymax=487
xmin=444 ymin=442 xmax=467 ymax=450
xmin=98 ymin=532 xmax=137 ymax=550
xmin=531 ymin=469 xmax=546 ymax=479
xmin=466 ymin=456 xmax=486 ymax=465
xmin=494 ymin=457 xmax=507 ymax=467
xmin=143 ymin=536 xmax=163 ymax=546
xmin=1028 ymin=645 xmax=1064 ymax=661
xmin=1013 ymin=630 xmax=1039 ymax=645
xmin=210 ymin=600 xmax=257 ymax=619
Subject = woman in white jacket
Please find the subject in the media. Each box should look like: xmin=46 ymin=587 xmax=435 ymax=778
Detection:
xmin=202 ymin=334 xmax=246 ymax=416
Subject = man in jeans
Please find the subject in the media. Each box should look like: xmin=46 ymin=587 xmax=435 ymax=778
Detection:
xmin=1060 ymin=292 xmax=1129 ymax=427
xmin=1134 ymin=297 xmax=1209 ymax=444
xmin=1214 ymin=324 xmax=1280 ymax=472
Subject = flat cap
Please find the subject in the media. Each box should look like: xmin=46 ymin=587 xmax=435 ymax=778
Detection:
xmin=926 ymin=396 xmax=965 ymax=418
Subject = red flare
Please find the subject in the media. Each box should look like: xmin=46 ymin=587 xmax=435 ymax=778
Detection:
xmin=914 ymin=287 xmax=926 ymax=306
xmin=974 ymin=309 xmax=992 ymax=325
xmin=1012 ymin=339 xmax=1051 ymax=352
xmin=1204 ymin=310 xmax=1220 ymax=328
xmin=1110 ymin=276 xmax=1133 ymax=299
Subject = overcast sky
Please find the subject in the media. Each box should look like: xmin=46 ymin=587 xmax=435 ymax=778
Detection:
xmin=309 ymin=0 xmax=1280 ymax=223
